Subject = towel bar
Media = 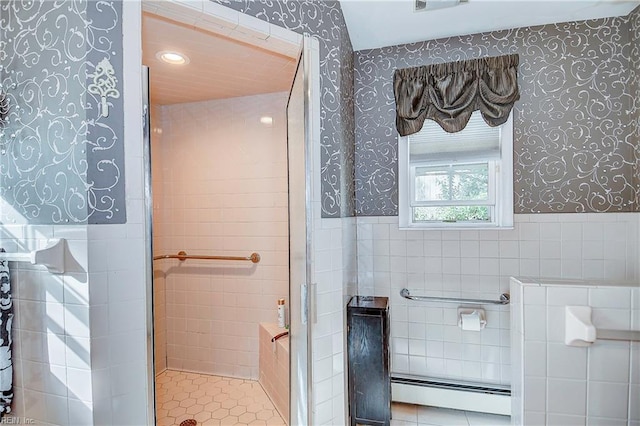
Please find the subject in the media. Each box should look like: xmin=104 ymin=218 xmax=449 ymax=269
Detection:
xmin=565 ymin=306 xmax=640 ymax=346
xmin=0 ymin=239 xmax=66 ymax=274
xmin=597 ymin=329 xmax=640 ymax=342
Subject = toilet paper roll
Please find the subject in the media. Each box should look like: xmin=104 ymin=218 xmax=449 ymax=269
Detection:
xmin=459 ymin=311 xmax=482 ymax=331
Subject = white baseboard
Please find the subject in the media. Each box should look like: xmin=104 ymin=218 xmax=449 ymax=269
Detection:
xmin=392 ymin=381 xmax=511 ymax=416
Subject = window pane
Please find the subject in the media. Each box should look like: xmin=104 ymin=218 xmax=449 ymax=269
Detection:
xmin=414 ymin=163 xmax=489 ymax=202
xmin=413 ymin=206 xmax=491 ymax=223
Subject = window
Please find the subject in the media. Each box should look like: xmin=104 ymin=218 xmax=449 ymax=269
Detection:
xmin=398 ymin=111 xmax=513 ymax=229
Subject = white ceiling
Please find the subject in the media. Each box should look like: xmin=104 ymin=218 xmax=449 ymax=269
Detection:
xmin=142 ymin=14 xmax=297 ymax=106
xmin=339 ymin=0 xmax=640 ymax=51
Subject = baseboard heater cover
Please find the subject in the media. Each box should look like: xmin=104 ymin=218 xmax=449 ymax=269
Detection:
xmin=391 ymin=375 xmax=511 ymax=416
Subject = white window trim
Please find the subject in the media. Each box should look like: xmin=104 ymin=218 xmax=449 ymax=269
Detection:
xmin=398 ymin=113 xmax=514 ymax=230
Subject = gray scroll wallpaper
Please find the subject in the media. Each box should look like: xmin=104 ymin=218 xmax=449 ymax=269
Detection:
xmin=0 ymin=0 xmax=125 ymax=224
xmin=631 ymin=6 xmax=640 ymax=209
xmin=217 ymin=0 xmax=356 ymax=218
xmin=354 ymin=11 xmax=639 ymax=215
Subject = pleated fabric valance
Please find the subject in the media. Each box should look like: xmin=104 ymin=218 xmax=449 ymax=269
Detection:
xmin=393 ymin=54 xmax=520 ymax=136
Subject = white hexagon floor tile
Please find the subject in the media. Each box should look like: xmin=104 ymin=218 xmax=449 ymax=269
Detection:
xmin=156 ymin=370 xmax=286 ymax=426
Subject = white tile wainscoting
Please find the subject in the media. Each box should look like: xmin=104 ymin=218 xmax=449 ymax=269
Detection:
xmin=357 ymin=213 xmax=638 ymax=387
xmin=510 ymin=277 xmax=640 ymax=425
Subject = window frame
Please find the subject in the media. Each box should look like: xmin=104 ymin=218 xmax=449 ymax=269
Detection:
xmin=398 ymin=113 xmax=514 ymax=230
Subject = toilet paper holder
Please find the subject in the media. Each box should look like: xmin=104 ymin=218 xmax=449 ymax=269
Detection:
xmin=457 ymin=308 xmax=487 ymax=330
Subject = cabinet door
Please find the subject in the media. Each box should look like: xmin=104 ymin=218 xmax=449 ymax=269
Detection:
xmin=349 ymin=312 xmax=387 ymax=422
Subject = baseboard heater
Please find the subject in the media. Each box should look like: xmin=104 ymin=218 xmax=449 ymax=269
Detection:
xmin=391 ymin=374 xmax=511 ymax=416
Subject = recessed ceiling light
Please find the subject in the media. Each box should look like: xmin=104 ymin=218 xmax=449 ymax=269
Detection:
xmin=260 ymin=116 xmax=273 ymax=126
xmin=156 ymin=51 xmax=190 ymax=65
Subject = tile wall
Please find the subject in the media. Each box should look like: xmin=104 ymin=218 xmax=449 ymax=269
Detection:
xmin=258 ymin=322 xmax=289 ymax=423
xmin=357 ymin=213 xmax=639 ymax=386
xmin=1 ymin=225 xmax=92 ymax=425
xmin=152 ymin=92 xmax=290 ymax=380
xmin=311 ymin=216 xmax=354 ymax=425
xmin=511 ymin=277 xmax=640 ymax=425
xmin=87 ymin=221 xmax=149 ymax=426
xmin=308 ymin=197 xmax=358 ymax=425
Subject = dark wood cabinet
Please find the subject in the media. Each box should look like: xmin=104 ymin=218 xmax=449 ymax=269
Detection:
xmin=347 ymin=296 xmax=390 ymax=426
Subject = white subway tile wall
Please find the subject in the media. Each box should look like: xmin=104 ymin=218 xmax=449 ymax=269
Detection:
xmin=357 ymin=213 xmax=638 ymax=387
xmin=511 ymin=278 xmax=640 ymax=425
xmin=153 ymin=92 xmax=290 ymax=380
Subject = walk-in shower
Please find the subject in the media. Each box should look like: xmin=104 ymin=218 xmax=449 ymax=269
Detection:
xmin=141 ymin=3 xmax=312 ymax=424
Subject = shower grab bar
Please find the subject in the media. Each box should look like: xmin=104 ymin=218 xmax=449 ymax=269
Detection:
xmin=400 ymin=288 xmax=510 ymax=305
xmin=153 ymin=250 xmax=260 ymax=263
xmin=271 ymin=331 xmax=289 ymax=343
xmin=0 ymin=239 xmax=66 ymax=274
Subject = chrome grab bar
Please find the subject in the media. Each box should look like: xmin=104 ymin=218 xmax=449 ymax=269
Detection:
xmin=153 ymin=251 xmax=260 ymax=263
xmin=400 ymin=288 xmax=510 ymax=305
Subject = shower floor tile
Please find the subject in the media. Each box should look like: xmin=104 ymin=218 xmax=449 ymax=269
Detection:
xmin=155 ymin=369 xmax=285 ymax=426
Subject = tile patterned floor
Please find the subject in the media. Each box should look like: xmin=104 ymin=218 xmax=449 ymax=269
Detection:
xmin=155 ymin=370 xmax=285 ymax=426
xmin=155 ymin=370 xmax=509 ymax=426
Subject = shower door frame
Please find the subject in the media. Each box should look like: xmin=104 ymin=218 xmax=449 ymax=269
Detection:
xmin=135 ymin=1 xmax=320 ymax=424
xmin=286 ymin=35 xmax=315 ymax=425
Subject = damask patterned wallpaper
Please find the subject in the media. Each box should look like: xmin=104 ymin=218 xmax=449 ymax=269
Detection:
xmin=631 ymin=6 xmax=640 ymax=209
xmin=0 ymin=1 xmax=125 ymax=224
xmin=217 ymin=0 xmax=356 ymax=218
xmin=354 ymin=12 xmax=639 ymax=215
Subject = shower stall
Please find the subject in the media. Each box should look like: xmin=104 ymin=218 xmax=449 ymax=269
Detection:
xmin=141 ymin=4 xmax=314 ymax=425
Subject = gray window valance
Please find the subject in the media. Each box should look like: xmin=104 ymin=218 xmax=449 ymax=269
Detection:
xmin=393 ymin=54 xmax=520 ymax=136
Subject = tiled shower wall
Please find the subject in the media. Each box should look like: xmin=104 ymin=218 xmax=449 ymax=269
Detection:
xmin=357 ymin=213 xmax=639 ymax=386
xmin=152 ymin=92 xmax=289 ymax=380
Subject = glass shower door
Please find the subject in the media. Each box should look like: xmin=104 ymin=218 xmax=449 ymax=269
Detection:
xmin=286 ymin=35 xmax=313 ymax=426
